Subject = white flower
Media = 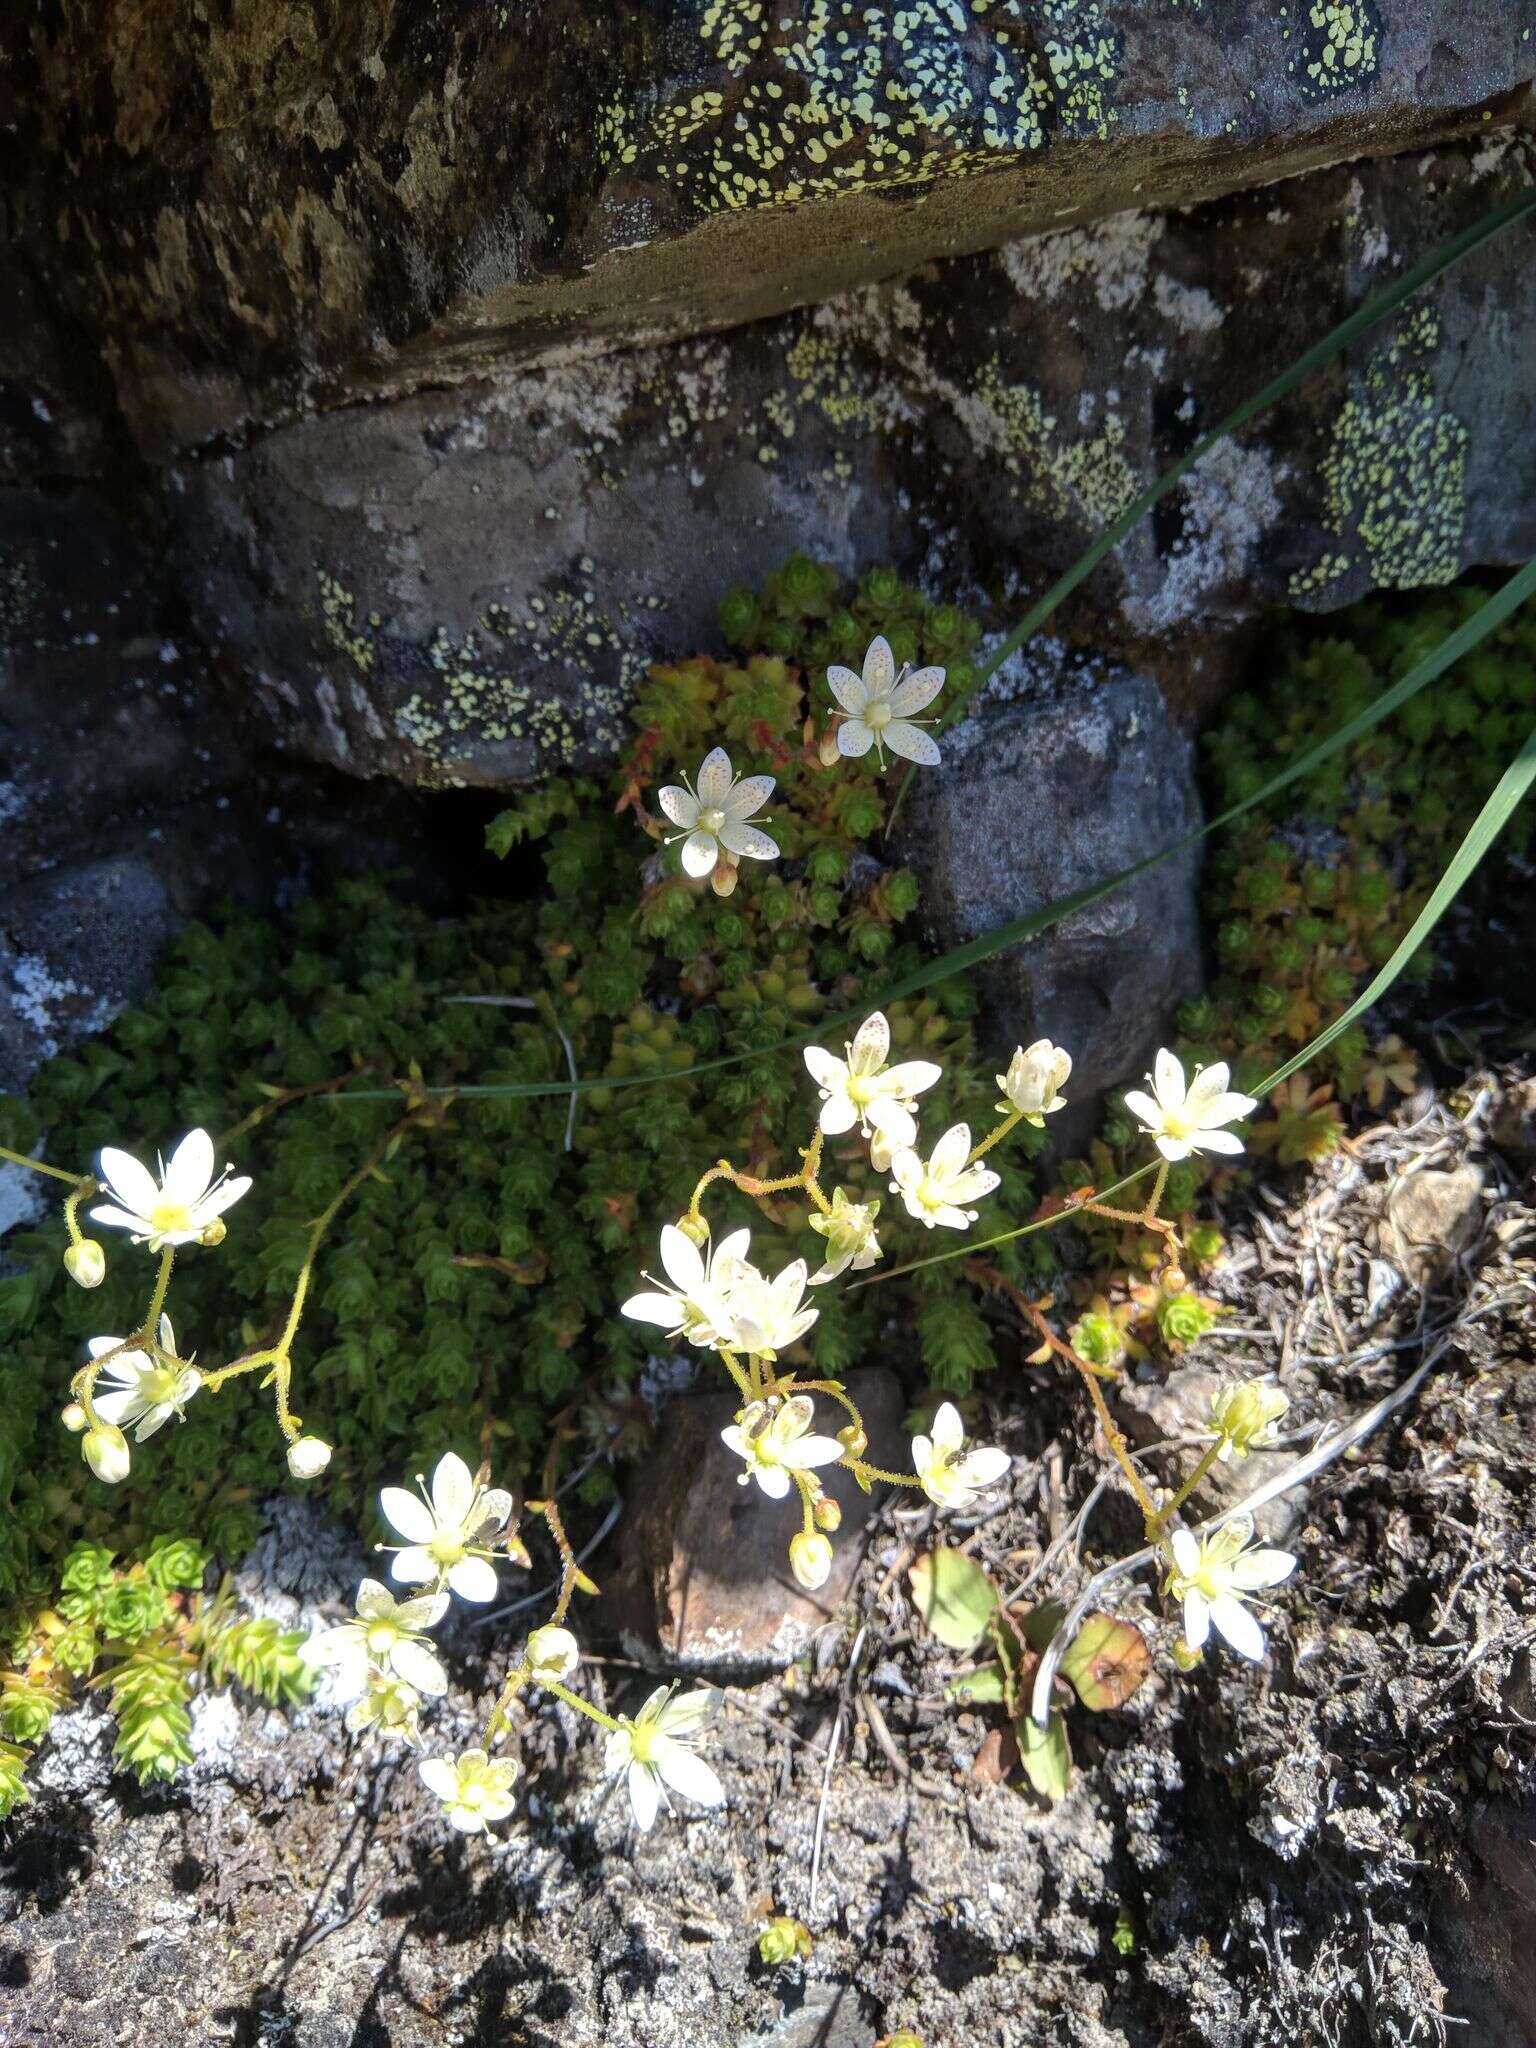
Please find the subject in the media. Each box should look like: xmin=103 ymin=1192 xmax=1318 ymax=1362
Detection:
xmin=997 ymin=1039 xmax=1072 ymax=1124
xmin=87 ymin=1315 xmax=198 ymax=1441
xmin=82 ymin=1421 xmax=131 ymax=1484
xmin=1123 ymin=1050 xmax=1257 ymax=1164
xmin=64 ymin=1240 xmax=106 ymax=1289
xmin=912 ymin=1401 xmax=1011 ymax=1511
xmin=304 ymin=1578 xmax=450 ymax=1697
xmin=726 ymin=1256 xmax=819 ymax=1358
xmin=658 ymin=747 xmax=778 ymax=879
xmin=789 ymin=1529 xmax=834 ymax=1591
xmin=346 ymin=1669 xmax=426 ymax=1744
xmin=525 ymin=1625 xmax=580 ymax=1685
xmin=803 ymin=1011 xmax=941 ymax=1154
xmin=288 ymin=1436 xmax=332 ymax=1478
xmin=621 ymin=1225 xmax=751 ymax=1352
xmin=89 ymin=1128 xmax=251 ymax=1251
xmin=605 ymin=1684 xmax=724 ymax=1832
xmin=889 ymin=1123 xmax=1000 ymax=1230
xmin=721 ymin=1395 xmax=844 ymax=1501
xmin=419 ymin=1748 xmax=520 ymax=1834
xmin=1165 ymin=1517 xmax=1296 ymax=1662
xmin=827 ymin=636 xmax=944 ymax=767
xmin=379 ymin=1452 xmax=514 ymax=1603
xmin=807 ymin=1188 xmax=881 ymax=1285
xmin=1209 ymin=1382 xmax=1289 ymax=1461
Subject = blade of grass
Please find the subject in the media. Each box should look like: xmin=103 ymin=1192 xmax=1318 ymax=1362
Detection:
xmin=332 ymin=560 xmax=1536 ymax=1104
xmin=859 ymin=719 xmax=1536 ymax=1288
xmin=883 ymin=183 xmax=1536 ymax=835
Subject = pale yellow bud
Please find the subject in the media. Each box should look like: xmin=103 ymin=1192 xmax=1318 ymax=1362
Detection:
xmin=817 ymin=730 xmax=842 ymax=768
xmin=83 ymin=1423 xmax=131 ymax=1485
xmin=287 ymin=1435 xmax=332 ymax=1478
xmin=61 ymin=1400 xmax=87 ymax=1433
xmin=64 ymin=1239 xmax=107 ymax=1289
xmin=836 ymin=1423 xmax=867 ymax=1459
xmin=789 ymin=1529 xmax=833 ymax=1592
xmin=199 ymin=1216 xmax=228 ymax=1248
xmin=675 ymin=1211 xmax=711 ymax=1247
xmin=709 ymin=859 xmax=739 ymax=898
xmin=525 ymin=1625 xmax=580 ymax=1685
xmin=1209 ymin=1381 xmax=1288 ymax=1460
xmin=813 ymin=1493 xmax=842 ymax=1533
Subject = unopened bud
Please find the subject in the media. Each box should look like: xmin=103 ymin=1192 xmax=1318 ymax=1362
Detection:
xmin=836 ymin=1423 xmax=867 ymax=1459
xmin=63 ymin=1239 xmax=106 ymax=1289
xmin=83 ymin=1423 xmax=131 ymax=1485
xmin=1171 ymin=1635 xmax=1205 ymax=1672
xmin=1160 ymin=1265 xmax=1187 ymax=1294
xmin=199 ymin=1216 xmax=227 ymax=1248
xmin=286 ymin=1435 xmax=332 ymax=1478
xmin=789 ymin=1529 xmax=833 ymax=1592
xmin=504 ymin=1532 xmax=532 ymax=1570
xmin=709 ymin=859 xmax=738 ymax=898
xmin=817 ymin=729 xmax=842 ymax=768
xmin=61 ymin=1400 xmax=87 ymax=1433
xmin=525 ymin=1625 xmax=580 ymax=1684
xmin=675 ymin=1211 xmax=711 ymax=1247
xmin=812 ymin=1493 xmax=842 ymax=1533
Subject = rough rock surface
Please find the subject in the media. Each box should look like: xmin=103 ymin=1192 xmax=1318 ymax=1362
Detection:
xmin=8 ymin=4 xmax=1531 ymax=456
xmin=896 ymin=652 xmax=1203 ymax=1104
xmin=609 ymin=1369 xmax=904 ymax=1675
xmin=172 ymin=136 xmax=1536 ymax=790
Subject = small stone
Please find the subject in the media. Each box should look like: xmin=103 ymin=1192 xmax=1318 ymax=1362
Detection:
xmin=1385 ymin=1164 xmax=1486 ymax=1281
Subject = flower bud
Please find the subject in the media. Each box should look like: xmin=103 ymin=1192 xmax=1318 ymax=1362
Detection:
xmin=675 ymin=1211 xmax=712 ymax=1247
xmin=505 ymin=1532 xmax=532 ymax=1570
xmin=82 ymin=1424 xmax=130 ymax=1485
xmin=525 ymin=1625 xmax=580 ymax=1685
xmin=709 ymin=859 xmax=739 ymax=898
xmin=812 ymin=1493 xmax=842 ymax=1533
xmin=287 ymin=1435 xmax=332 ymax=1479
xmin=199 ymin=1216 xmax=228 ymax=1248
xmin=836 ymin=1422 xmax=867 ymax=1459
xmin=1209 ymin=1380 xmax=1288 ymax=1461
xmin=817 ymin=729 xmax=842 ymax=768
xmin=1170 ymin=1635 xmax=1205 ymax=1672
xmin=789 ymin=1530 xmax=833 ymax=1592
xmin=63 ymin=1240 xmax=106 ymax=1289
xmin=61 ymin=1400 xmax=87 ymax=1433
xmin=996 ymin=1038 xmax=1072 ymax=1123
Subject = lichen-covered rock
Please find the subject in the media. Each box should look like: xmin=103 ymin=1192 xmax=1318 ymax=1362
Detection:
xmin=9 ymin=3 xmax=1531 ymax=456
xmin=895 ymin=652 xmax=1202 ymax=1105
xmin=172 ymin=136 xmax=1536 ymax=790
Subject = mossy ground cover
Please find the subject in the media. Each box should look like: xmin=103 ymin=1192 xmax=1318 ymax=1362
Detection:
xmin=1 ymin=562 xmax=1530 ymax=1641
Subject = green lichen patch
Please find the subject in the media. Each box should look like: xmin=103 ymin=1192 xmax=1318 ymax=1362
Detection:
xmin=1285 ymin=1 xmax=1382 ymax=104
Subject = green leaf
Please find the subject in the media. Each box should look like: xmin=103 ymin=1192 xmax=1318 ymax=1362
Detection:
xmin=909 ymin=1546 xmax=998 ymax=1651
xmin=944 ymin=1662 xmax=1008 ymax=1705
xmin=1018 ymin=1710 xmax=1072 ymax=1800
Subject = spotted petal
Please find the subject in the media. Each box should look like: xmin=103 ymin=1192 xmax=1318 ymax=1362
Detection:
xmin=889 ymin=665 xmax=946 ymax=717
xmin=827 ymin=663 xmax=869 ymax=715
xmin=835 ymin=718 xmax=874 ymax=758
xmin=885 ymin=720 xmax=940 ymax=766
xmin=723 ymin=773 xmax=775 ymax=820
xmin=861 ymin=636 xmax=896 ymax=695
xmin=657 ymin=784 xmax=699 ymax=828
xmin=718 ymin=821 xmax=778 ymax=861
xmin=694 ymin=747 xmax=734 ymax=807
xmin=680 ymin=829 xmax=719 ymax=878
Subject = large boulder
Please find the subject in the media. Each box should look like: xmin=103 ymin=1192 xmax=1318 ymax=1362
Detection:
xmin=7 ymin=5 xmax=1530 ymax=457
xmin=171 ymin=136 xmax=1536 ymax=789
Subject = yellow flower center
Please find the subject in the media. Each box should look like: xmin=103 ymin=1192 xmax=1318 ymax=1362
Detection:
xmin=865 ymin=700 xmax=892 ymax=730
xmin=148 ymin=1200 xmax=193 ymax=1239
xmin=458 ymin=1778 xmax=486 ymax=1809
xmin=699 ymin=805 xmax=726 ymax=835
xmin=629 ymin=1722 xmax=658 ymax=1765
xmin=429 ymin=1529 xmax=467 ymax=1567
xmin=141 ymin=1366 xmax=181 ymax=1406
xmin=1160 ymin=1109 xmax=1193 ymax=1141
xmin=365 ymin=1620 xmax=401 ymax=1656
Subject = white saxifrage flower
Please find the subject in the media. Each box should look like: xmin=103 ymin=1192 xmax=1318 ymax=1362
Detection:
xmin=1209 ymin=1381 xmax=1289 ymax=1461
xmin=658 ymin=747 xmax=778 ymax=880
xmin=803 ymin=1011 xmax=941 ymax=1154
xmin=347 ymin=1669 xmax=426 ymax=1743
xmin=90 ymin=1127 xmax=251 ymax=1251
xmin=419 ymin=1748 xmax=520 ymax=1834
xmin=727 ymin=1256 xmax=819 ymax=1358
xmin=807 ymin=1188 xmax=881 ymax=1285
xmin=379 ymin=1453 xmax=514 ymax=1603
xmin=304 ymin=1578 xmax=450 ymax=1697
xmin=889 ymin=1123 xmax=1000 ymax=1231
xmin=87 ymin=1314 xmax=198 ymax=1441
xmin=525 ymin=1625 xmax=580 ymax=1685
xmin=1123 ymin=1050 xmax=1257 ymax=1163
xmin=605 ymin=1684 xmax=724 ymax=1832
xmin=912 ymin=1401 xmax=1010 ymax=1511
xmin=827 ymin=636 xmax=945 ymax=767
xmin=1165 ymin=1516 xmax=1296 ymax=1662
xmin=621 ymin=1225 xmax=751 ymax=1351
xmin=721 ymin=1395 xmax=844 ymax=1500
xmin=997 ymin=1039 xmax=1072 ymax=1124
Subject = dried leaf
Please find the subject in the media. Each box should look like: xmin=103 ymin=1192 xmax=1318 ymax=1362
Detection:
xmin=1059 ymin=1613 xmax=1151 ymax=1711
xmin=971 ymin=1723 xmax=1019 ymax=1784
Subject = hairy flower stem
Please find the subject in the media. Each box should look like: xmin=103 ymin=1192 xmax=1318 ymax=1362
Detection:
xmin=486 ymin=1499 xmax=593 ymax=1742
xmin=69 ymin=1247 xmax=178 ymax=1429
xmin=967 ymin=1109 xmax=1022 ymax=1166
xmin=62 ymin=1181 xmax=99 ymax=1245
xmin=1080 ymin=1159 xmax=1178 ymax=1256
xmin=1152 ymin=1439 xmax=1226 ymax=1534
xmin=848 ymin=1460 xmax=923 ymax=1488
xmin=0 ymin=1143 xmax=82 ymax=1186
xmin=688 ymin=1129 xmax=831 ymax=1228
xmin=539 ymin=1676 xmax=622 ymax=1735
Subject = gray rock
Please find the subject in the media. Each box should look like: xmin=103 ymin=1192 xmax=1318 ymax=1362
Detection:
xmin=897 ymin=650 xmax=1202 ymax=1105
xmin=9 ymin=4 xmax=1530 ymax=458
xmin=170 ymin=135 xmax=1536 ymax=791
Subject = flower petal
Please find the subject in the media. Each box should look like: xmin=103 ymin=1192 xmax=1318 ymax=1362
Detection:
xmin=680 ymin=829 xmax=718 ymax=878
xmin=656 ymin=1687 xmax=721 ymax=1736
xmin=391 ymin=1637 xmax=449 ymax=1697
xmin=380 ymin=1486 xmax=436 ymax=1544
xmin=780 ymin=1435 xmax=845 ymax=1470
xmin=87 ymin=1203 xmax=153 ymax=1236
xmin=97 ymin=1148 xmax=159 ymax=1220
xmin=956 ymin=1446 xmax=1010 ymax=1490
xmin=1183 ymin=1062 xmax=1232 ymax=1111
xmin=627 ymin=1758 xmax=661 ymax=1831
xmin=198 ymin=1175 xmax=253 ymax=1220
xmin=1122 ymin=1090 xmax=1161 ymax=1128
xmin=862 ymin=636 xmax=896 ymax=695
xmin=863 ymin=1095 xmax=916 ymax=1148
xmin=651 ymin=1737 xmax=724 ymax=1810
xmin=390 ymin=1546 xmax=438 ymax=1586
xmin=717 ymin=821 xmax=778 ymax=861
xmin=835 ymin=718 xmax=874 ymax=758
xmin=1191 ymin=1129 xmax=1245 ymax=1157
xmin=753 ymin=1464 xmax=793 ymax=1499
xmin=1155 ymin=1135 xmax=1194 ymax=1162
xmin=929 ymin=1402 xmax=965 ymax=1458
xmin=658 ymin=1225 xmax=704 ymax=1294
xmin=621 ymin=1291 xmax=682 ymax=1327
xmin=929 ymin=1124 xmax=973 ymax=1179
xmin=880 ymin=1059 xmax=942 ymax=1099
xmin=722 ymin=773 xmax=775 ymax=821
xmin=826 ymin=663 xmax=868 ymax=714
xmin=447 ymin=1554 xmax=500 ymax=1603
xmin=889 ymin=665 xmax=946 ymax=717
xmin=1182 ymin=1587 xmax=1211 ymax=1649
xmin=695 ymin=747 xmax=733 ymax=807
xmin=1230 ymin=1548 xmax=1297 ymax=1591
xmin=1197 ymin=1092 xmax=1258 ymax=1128
xmin=1153 ymin=1048 xmax=1186 ymax=1108
xmin=1168 ymin=1528 xmax=1201 ymax=1575
xmin=162 ymin=1128 xmax=216 ymax=1207
xmin=657 ymin=785 xmax=698 ymax=828
xmin=419 ymin=1758 xmax=460 ymax=1801
xmin=816 ymin=1095 xmax=859 ymax=1137
xmin=1209 ymin=1593 xmax=1265 ymax=1661
xmin=430 ymin=1452 xmax=475 ymax=1526
xmin=884 ymin=720 xmax=941 ymax=767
